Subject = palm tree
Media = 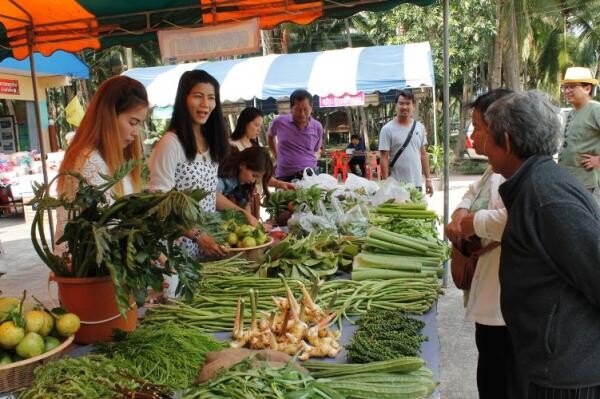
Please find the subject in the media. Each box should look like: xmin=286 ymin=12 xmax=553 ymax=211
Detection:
xmin=282 ymin=16 xmax=374 ymax=53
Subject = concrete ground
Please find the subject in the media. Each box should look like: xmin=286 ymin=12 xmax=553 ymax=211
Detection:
xmin=0 ymin=173 xmax=481 ymax=398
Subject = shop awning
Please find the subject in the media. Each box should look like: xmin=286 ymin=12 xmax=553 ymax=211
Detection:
xmin=0 ymin=0 xmax=435 ymax=61
xmin=123 ymin=42 xmax=434 ymax=107
xmin=0 ymin=50 xmax=89 ymax=79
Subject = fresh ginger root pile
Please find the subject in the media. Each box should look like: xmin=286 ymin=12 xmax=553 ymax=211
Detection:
xmin=231 ymin=278 xmax=341 ymax=360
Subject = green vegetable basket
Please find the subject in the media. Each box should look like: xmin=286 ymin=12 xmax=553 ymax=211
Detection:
xmin=227 ymin=237 xmax=274 ymax=261
xmin=0 ymin=335 xmax=74 ymax=393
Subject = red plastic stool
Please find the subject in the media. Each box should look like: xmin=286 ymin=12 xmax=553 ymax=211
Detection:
xmin=330 ymin=150 xmax=350 ymax=182
xmin=365 ymin=152 xmax=381 ymax=180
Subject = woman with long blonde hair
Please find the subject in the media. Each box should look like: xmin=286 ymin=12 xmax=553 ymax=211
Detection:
xmin=55 ymin=76 xmax=149 ymax=251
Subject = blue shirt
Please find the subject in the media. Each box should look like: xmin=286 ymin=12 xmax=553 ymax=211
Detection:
xmin=217 ymin=176 xmax=251 ymax=208
xmin=347 ymin=140 xmax=366 ymax=162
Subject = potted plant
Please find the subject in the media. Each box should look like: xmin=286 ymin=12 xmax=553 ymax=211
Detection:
xmin=29 ymin=161 xmax=206 ymax=343
xmin=427 ymin=144 xmax=447 ymax=190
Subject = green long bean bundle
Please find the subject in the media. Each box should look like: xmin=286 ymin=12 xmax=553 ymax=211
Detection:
xmin=96 ymin=322 xmax=224 ymax=389
xmin=18 ymin=355 xmax=171 ymax=399
xmin=182 ymin=358 xmax=338 ymax=399
xmin=143 ymin=276 xmax=441 ymax=333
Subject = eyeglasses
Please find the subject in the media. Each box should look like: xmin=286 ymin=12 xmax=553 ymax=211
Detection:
xmin=560 ymin=84 xmax=582 ymax=92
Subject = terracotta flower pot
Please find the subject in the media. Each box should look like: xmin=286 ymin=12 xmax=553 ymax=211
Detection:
xmin=49 ymin=274 xmax=137 ymax=344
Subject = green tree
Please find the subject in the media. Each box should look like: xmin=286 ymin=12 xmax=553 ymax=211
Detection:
xmin=282 ymin=16 xmax=374 ymax=53
xmin=360 ymin=0 xmax=497 ymax=156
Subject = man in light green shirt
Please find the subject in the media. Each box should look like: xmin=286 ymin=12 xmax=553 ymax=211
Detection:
xmin=559 ymin=67 xmax=600 ymax=203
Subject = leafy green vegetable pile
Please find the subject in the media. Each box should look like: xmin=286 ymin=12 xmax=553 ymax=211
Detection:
xmin=96 ymin=322 xmax=224 ymax=390
xmin=182 ymin=358 xmax=336 ymax=399
xmin=29 ymin=161 xmax=207 ymax=314
xmin=257 ymin=232 xmax=357 ymax=279
xmin=19 ymin=355 xmax=171 ymax=399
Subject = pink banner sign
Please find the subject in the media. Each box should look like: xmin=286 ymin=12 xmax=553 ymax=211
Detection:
xmin=319 ymin=92 xmax=365 ymax=108
xmin=0 ymin=79 xmax=19 ymax=95
xmin=158 ymin=18 xmax=260 ymax=63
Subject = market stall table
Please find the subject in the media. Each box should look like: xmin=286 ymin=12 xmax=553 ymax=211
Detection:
xmin=56 ymin=301 xmax=440 ymax=399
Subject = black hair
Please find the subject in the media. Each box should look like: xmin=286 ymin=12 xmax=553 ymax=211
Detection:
xmin=168 ymin=70 xmax=229 ymax=162
xmin=350 ymin=134 xmax=360 ymax=141
xmin=218 ymin=146 xmax=273 ymax=199
xmin=231 ymin=107 xmax=264 ymax=143
xmin=394 ymin=89 xmax=415 ymax=104
xmin=468 ymin=88 xmax=514 ymax=113
xmin=289 ymin=89 xmax=313 ymax=107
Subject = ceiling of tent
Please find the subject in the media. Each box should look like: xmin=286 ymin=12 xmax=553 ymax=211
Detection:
xmin=0 ymin=0 xmax=435 ymax=60
xmin=122 ymin=42 xmax=434 ymax=106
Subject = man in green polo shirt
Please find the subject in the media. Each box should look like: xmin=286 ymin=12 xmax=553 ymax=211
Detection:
xmin=559 ymin=67 xmax=600 ymax=203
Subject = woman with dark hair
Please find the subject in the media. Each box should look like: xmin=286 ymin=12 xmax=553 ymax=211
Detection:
xmin=446 ymin=89 xmax=527 ymax=398
xmin=217 ymin=147 xmax=273 ymax=218
xmin=149 ymin=70 xmax=230 ymax=259
xmin=230 ymin=106 xmax=263 ymax=149
xmin=55 ymin=75 xmax=149 ymax=254
xmin=231 ymin=107 xmax=295 ymax=193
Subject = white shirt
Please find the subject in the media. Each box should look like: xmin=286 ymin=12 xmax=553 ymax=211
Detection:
xmin=54 ymin=150 xmax=133 ymax=255
xmin=456 ymin=166 xmax=507 ymax=326
xmin=148 ymin=131 xmax=217 ymax=213
xmin=378 ymin=118 xmax=427 ymax=186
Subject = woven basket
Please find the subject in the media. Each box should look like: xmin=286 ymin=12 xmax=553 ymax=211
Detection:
xmin=0 ymin=335 xmax=74 ymax=393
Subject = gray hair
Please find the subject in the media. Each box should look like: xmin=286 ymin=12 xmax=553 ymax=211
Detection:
xmin=484 ymin=90 xmax=562 ymax=158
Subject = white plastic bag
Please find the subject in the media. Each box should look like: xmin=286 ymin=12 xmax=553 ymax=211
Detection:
xmin=370 ymin=177 xmax=411 ymax=206
xmin=343 ymin=173 xmax=379 ymax=195
xmin=287 ymin=203 xmax=337 ymax=235
xmin=293 ymin=168 xmax=338 ymax=190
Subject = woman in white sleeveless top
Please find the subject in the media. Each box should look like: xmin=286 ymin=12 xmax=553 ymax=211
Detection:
xmin=55 ymin=76 xmax=149 ymax=255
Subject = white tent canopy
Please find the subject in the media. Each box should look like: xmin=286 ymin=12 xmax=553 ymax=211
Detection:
xmin=123 ymin=42 xmax=434 ymax=106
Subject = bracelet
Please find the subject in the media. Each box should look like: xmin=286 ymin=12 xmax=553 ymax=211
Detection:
xmin=425 ymin=177 xmax=432 ymax=181
xmin=192 ymin=229 xmax=205 ymax=242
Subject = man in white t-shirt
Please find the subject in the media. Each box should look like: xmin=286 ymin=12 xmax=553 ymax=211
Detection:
xmin=379 ymin=90 xmax=433 ymax=196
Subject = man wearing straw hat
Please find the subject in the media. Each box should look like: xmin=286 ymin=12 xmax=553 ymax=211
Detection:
xmin=559 ymin=67 xmax=600 ymax=203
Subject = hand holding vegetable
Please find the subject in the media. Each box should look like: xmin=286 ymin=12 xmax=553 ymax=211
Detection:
xmin=276 ymin=180 xmax=296 ymax=190
xmin=241 ymin=209 xmax=272 ymax=232
xmin=196 ymin=231 xmax=228 ymax=257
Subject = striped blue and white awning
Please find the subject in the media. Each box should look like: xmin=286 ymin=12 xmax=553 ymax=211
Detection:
xmin=123 ymin=42 xmax=434 ymax=107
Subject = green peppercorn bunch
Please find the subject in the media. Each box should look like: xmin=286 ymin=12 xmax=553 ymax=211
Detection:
xmin=346 ymin=309 xmax=428 ymax=363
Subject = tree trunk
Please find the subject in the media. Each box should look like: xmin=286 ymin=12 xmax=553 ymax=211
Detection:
xmin=261 ymin=30 xmax=274 ymax=55
xmin=281 ymin=26 xmax=289 ymax=54
xmin=456 ymin=78 xmax=471 ymax=159
xmin=345 ymin=108 xmax=355 ymax=138
xmin=503 ymin=0 xmax=521 ymax=90
xmin=359 ymin=107 xmax=369 ymax=150
xmin=490 ymin=0 xmax=504 ymax=89
xmin=324 ymin=113 xmax=330 ymax=145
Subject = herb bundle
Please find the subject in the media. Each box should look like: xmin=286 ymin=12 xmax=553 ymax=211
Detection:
xmin=97 ymin=322 xmax=224 ymax=389
xmin=19 ymin=355 xmax=171 ymax=399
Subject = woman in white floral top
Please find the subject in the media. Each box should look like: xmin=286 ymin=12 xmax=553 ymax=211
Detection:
xmin=149 ymin=70 xmax=239 ymax=260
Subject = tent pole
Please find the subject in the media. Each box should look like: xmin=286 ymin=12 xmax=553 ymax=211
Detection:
xmin=20 ymin=23 xmax=55 ymax=245
xmin=432 ymin=86 xmax=438 ymax=147
xmin=442 ymin=0 xmax=450 ymax=287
